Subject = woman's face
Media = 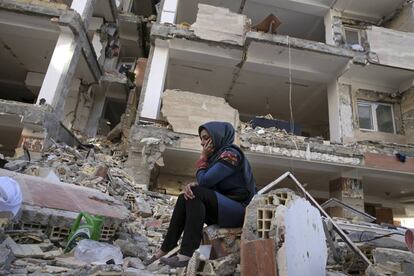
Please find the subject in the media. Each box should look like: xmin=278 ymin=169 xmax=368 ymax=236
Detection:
xmin=200 ymin=129 xmax=211 ymax=148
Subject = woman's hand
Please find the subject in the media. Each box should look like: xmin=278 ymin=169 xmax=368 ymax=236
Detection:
xmin=201 ymin=138 xmax=214 ymax=158
xmin=183 ymin=182 xmax=198 ymax=200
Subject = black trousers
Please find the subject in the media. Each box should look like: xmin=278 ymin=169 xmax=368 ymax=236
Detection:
xmin=161 ymin=186 xmax=218 ymax=257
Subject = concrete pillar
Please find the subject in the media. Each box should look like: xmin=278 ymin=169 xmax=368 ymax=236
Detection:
xmin=36 ymin=0 xmax=95 ymax=117
xmin=62 ymin=79 xmax=81 ymax=130
xmin=160 ymin=0 xmax=179 ymax=24
xmin=85 ymin=85 xmax=106 ymax=137
xmin=37 ymin=30 xmax=75 ymax=107
xmin=327 ymin=80 xmax=341 ymax=143
xmin=36 ymin=29 xmax=82 ymax=120
xmin=324 ymin=9 xmax=341 ymax=46
xmin=89 ymin=17 xmax=105 ymax=65
xmin=71 ymin=0 xmax=96 ymax=29
xmin=401 ymin=87 xmax=414 ymax=144
xmin=327 ymin=81 xmax=354 ymax=144
xmin=140 ymin=43 xmax=169 ymax=119
xmin=125 ymin=151 xmax=151 ymax=186
xmin=329 ymin=177 xmax=364 ymax=220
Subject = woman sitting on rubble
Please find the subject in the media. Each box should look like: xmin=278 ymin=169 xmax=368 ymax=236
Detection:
xmin=149 ymin=121 xmax=257 ymax=267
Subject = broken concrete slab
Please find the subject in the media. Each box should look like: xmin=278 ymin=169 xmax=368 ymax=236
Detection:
xmin=202 ymin=225 xmax=242 ymax=259
xmin=114 ymin=238 xmax=148 ymax=260
xmin=3 ymin=237 xmax=43 ymax=258
xmin=54 ymin=256 xmax=88 ymax=269
xmin=372 ymin=247 xmax=414 ymax=275
xmin=0 ymin=244 xmax=15 ymax=271
xmin=42 ymin=249 xmax=63 ymax=260
xmin=135 ymin=196 xmax=153 ymax=218
xmin=43 ymin=265 xmax=71 ymax=274
xmin=190 ymin=4 xmax=251 ymax=46
xmin=0 ymin=169 xmax=129 ymax=223
xmin=282 ymin=198 xmax=327 ymax=276
xmin=161 ymin=89 xmax=240 ymax=136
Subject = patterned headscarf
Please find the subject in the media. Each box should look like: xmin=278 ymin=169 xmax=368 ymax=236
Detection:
xmin=199 ymin=121 xmax=257 ymax=201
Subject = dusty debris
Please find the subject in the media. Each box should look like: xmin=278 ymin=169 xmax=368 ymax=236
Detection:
xmin=0 ymin=243 xmax=15 ymax=272
xmin=3 ymin=236 xmax=44 ymax=258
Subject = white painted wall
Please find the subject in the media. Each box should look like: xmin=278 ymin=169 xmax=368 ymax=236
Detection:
xmin=160 ymin=0 xmax=179 ymax=24
xmin=283 ymin=198 xmax=327 ymax=276
xmin=140 ymin=44 xmax=170 ymax=119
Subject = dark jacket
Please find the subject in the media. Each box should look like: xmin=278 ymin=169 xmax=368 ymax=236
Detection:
xmin=196 ymin=122 xmax=256 ymax=227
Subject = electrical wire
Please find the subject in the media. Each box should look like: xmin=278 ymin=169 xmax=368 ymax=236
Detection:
xmin=287 ymin=36 xmax=295 ymax=136
xmin=287 ymin=36 xmax=298 ymax=178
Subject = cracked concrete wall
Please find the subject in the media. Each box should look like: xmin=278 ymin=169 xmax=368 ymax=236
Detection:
xmin=366 ymin=26 xmax=414 ymax=70
xmin=402 ymin=88 xmax=414 ymax=144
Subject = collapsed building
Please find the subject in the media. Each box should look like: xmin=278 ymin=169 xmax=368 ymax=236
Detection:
xmin=1 ymin=0 xmax=414 ymax=275
xmin=128 ymin=0 xmax=414 ymax=227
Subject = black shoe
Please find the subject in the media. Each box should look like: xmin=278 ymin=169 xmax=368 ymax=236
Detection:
xmin=160 ymin=256 xmax=189 ymax=268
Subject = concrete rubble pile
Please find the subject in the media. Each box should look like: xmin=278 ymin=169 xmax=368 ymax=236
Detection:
xmin=4 ymin=138 xmax=135 ymax=197
xmin=240 ymin=121 xmax=414 ymax=167
xmin=0 ymin=138 xmax=182 ymax=275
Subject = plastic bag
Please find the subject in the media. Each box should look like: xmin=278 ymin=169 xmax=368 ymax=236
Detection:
xmin=74 ymin=239 xmax=123 ymax=265
xmin=0 ymin=177 xmax=22 ymax=217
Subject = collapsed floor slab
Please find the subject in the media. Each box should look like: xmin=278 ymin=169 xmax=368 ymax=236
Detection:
xmin=0 ymin=169 xmax=129 ymax=232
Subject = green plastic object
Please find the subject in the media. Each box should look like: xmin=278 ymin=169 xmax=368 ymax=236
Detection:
xmin=64 ymin=212 xmax=103 ymax=253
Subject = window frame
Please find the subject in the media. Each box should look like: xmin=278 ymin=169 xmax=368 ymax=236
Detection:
xmin=357 ymin=100 xmax=396 ymax=134
xmin=344 ymin=27 xmax=361 ymax=46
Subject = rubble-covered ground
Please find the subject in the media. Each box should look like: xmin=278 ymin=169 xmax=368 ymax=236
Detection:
xmin=1 ymin=138 xmax=187 ymax=275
